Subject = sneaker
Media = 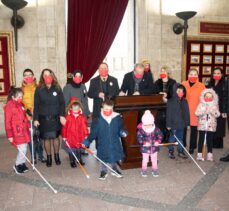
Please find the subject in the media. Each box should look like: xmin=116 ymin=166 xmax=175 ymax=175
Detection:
xmin=13 ymin=165 xmax=24 ymax=174
xmin=141 ymin=170 xmax=147 ymax=177
xmin=70 ymin=161 xmax=77 ymax=168
xmin=22 ymin=163 xmax=29 ymax=173
xmin=207 ymin=153 xmax=213 ymax=161
xmin=196 ymin=153 xmax=204 ymax=161
xmin=178 ymin=151 xmax=188 ymax=159
xmin=152 ymin=170 xmax=159 ymax=177
xmin=111 ymin=169 xmax=123 ymax=178
xmin=38 ymin=157 xmax=46 ymax=163
xmin=169 ymin=151 xmax=175 ymax=159
xmin=99 ymin=171 xmax=108 ymax=180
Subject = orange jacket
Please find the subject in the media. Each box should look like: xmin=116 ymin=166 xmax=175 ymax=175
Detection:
xmin=182 ymin=80 xmax=205 ymax=126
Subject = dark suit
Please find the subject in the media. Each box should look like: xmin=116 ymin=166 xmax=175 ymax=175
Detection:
xmin=120 ymin=71 xmax=155 ymax=95
xmin=88 ymin=75 xmax=119 ymax=118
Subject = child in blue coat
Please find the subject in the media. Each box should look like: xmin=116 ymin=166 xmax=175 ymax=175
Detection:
xmin=83 ymin=99 xmax=127 ymax=180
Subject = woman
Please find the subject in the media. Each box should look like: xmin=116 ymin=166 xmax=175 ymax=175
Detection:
xmin=182 ymin=69 xmax=205 ymax=154
xmin=207 ymin=67 xmax=227 ymax=148
xmin=34 ymin=69 xmax=65 ymax=167
xmin=155 ymin=66 xmax=176 ymax=142
xmin=63 ymin=70 xmax=90 ymax=117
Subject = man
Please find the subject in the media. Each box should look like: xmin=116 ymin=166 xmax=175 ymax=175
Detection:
xmin=88 ymin=63 xmax=119 ymax=119
xmin=119 ymin=63 xmax=155 ymax=96
xmin=220 ymin=75 xmax=229 ymax=162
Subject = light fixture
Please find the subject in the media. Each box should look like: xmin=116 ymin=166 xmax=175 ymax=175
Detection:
xmin=173 ymin=11 xmax=197 ymax=54
xmin=1 ymin=0 xmax=28 ymax=51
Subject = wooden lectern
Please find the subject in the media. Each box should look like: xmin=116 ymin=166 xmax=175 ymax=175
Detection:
xmin=114 ymin=94 xmax=166 ymax=169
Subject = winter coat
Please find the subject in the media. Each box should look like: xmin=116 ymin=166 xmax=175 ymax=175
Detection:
xmin=182 ymin=80 xmax=205 ymax=126
xmin=207 ymin=78 xmax=228 ymax=137
xmin=33 ymin=85 xmax=65 ymax=120
xmin=21 ymin=81 xmax=36 ymax=112
xmin=155 ymin=78 xmax=176 ymax=99
xmin=88 ymin=75 xmax=119 ymax=119
xmin=83 ymin=112 xmax=127 ymax=163
xmin=195 ymin=89 xmax=220 ymax=132
xmin=166 ymin=84 xmax=190 ymax=130
xmin=120 ymin=71 xmax=156 ymax=95
xmin=137 ymin=123 xmax=163 ymax=154
xmin=62 ymin=110 xmax=89 ymax=148
xmin=4 ymin=100 xmax=30 ymax=145
xmin=63 ymin=83 xmax=90 ymax=116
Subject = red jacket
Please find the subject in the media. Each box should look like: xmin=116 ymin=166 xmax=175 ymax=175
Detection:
xmin=62 ymin=111 xmax=89 ymax=148
xmin=4 ymin=100 xmax=30 ymax=145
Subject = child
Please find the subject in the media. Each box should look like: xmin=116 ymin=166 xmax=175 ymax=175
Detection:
xmin=83 ymin=99 xmax=127 ymax=180
xmin=62 ymin=97 xmax=89 ymax=168
xmin=195 ymin=89 xmax=220 ymax=161
xmin=4 ymin=87 xmax=31 ymax=174
xmin=137 ymin=110 xmax=163 ymax=177
xmin=166 ymin=84 xmax=190 ymax=159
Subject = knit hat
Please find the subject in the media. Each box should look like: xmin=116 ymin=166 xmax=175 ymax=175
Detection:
xmin=141 ymin=110 xmax=154 ymax=125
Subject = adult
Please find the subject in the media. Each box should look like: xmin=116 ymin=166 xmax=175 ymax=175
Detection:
xmin=207 ymin=67 xmax=227 ymax=148
xmin=63 ymin=70 xmax=90 ymax=117
xmin=220 ymin=75 xmax=229 ymax=162
xmin=88 ymin=63 xmax=119 ymax=119
xmin=182 ymin=69 xmax=205 ymax=154
xmin=34 ymin=69 xmax=65 ymax=167
xmin=155 ymin=66 xmax=176 ymax=142
xmin=119 ymin=63 xmax=155 ymax=96
xmin=22 ymin=68 xmax=46 ymax=163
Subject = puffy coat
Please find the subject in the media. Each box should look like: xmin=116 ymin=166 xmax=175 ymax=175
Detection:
xmin=21 ymin=81 xmax=36 ymax=111
xmin=182 ymin=80 xmax=205 ymax=126
xmin=137 ymin=123 xmax=163 ymax=154
xmin=195 ymin=89 xmax=220 ymax=132
xmin=83 ymin=112 xmax=127 ymax=163
xmin=4 ymin=100 xmax=30 ymax=145
xmin=62 ymin=110 xmax=89 ymax=148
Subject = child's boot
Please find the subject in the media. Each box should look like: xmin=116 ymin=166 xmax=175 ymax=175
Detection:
xmin=69 ymin=153 xmax=76 ymax=168
xmin=207 ymin=153 xmax=213 ymax=161
xmin=196 ymin=153 xmax=204 ymax=161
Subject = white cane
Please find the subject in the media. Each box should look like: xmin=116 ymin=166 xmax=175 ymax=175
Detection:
xmin=30 ymin=120 xmax=35 ymax=171
xmin=83 ymin=146 xmax=122 ymax=178
xmin=13 ymin=143 xmax=57 ymax=193
xmin=170 ymin=131 xmax=206 ymax=175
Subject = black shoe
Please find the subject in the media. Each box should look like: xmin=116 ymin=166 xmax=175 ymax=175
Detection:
xmin=189 ymin=149 xmax=194 ymax=154
xmin=220 ymin=154 xmax=229 ymax=162
xmin=70 ymin=161 xmax=77 ymax=168
xmin=54 ymin=153 xmax=61 ymax=165
xmin=178 ymin=151 xmax=188 ymax=159
xmin=38 ymin=157 xmax=46 ymax=163
xmin=46 ymin=155 xmax=52 ymax=167
xmin=13 ymin=165 xmax=24 ymax=174
xmin=22 ymin=163 xmax=29 ymax=173
xmin=79 ymin=159 xmax=85 ymax=166
xmin=99 ymin=171 xmax=108 ymax=180
xmin=111 ymin=169 xmax=123 ymax=178
xmin=169 ymin=151 xmax=175 ymax=159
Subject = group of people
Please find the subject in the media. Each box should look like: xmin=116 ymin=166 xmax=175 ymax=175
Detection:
xmin=3 ymin=61 xmax=229 ymax=179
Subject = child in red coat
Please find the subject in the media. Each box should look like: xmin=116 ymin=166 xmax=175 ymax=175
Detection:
xmin=4 ymin=87 xmax=31 ymax=174
xmin=62 ymin=97 xmax=89 ymax=168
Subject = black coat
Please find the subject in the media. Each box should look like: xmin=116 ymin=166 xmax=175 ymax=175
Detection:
xmin=166 ymin=84 xmax=190 ymax=130
xmin=120 ymin=71 xmax=155 ymax=95
xmin=88 ymin=75 xmax=119 ymax=118
xmin=155 ymin=78 xmax=176 ymax=99
xmin=207 ymin=78 xmax=228 ymax=137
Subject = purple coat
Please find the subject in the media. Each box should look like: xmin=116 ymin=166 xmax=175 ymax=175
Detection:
xmin=137 ymin=124 xmax=163 ymax=154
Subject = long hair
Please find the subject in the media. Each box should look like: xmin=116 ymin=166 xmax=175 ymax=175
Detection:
xmin=37 ymin=68 xmax=61 ymax=90
xmin=7 ymin=86 xmax=23 ymax=102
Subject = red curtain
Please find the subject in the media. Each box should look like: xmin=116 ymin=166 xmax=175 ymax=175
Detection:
xmin=67 ymin=0 xmax=128 ymax=82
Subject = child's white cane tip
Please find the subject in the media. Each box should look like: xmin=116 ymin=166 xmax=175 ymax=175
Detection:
xmin=86 ymin=175 xmax=90 ymax=179
xmin=54 ymin=190 xmax=58 ymax=194
xmin=203 ymin=172 xmax=206 ymax=175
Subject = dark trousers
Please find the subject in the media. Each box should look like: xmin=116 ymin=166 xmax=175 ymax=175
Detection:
xmin=184 ymin=126 xmax=198 ymax=150
xmin=198 ymin=131 xmax=214 ymax=153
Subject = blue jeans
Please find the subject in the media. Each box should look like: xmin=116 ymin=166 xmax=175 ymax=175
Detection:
xmin=168 ymin=129 xmax=184 ymax=153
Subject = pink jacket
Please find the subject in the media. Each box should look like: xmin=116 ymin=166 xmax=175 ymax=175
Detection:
xmin=195 ymin=89 xmax=220 ymax=132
